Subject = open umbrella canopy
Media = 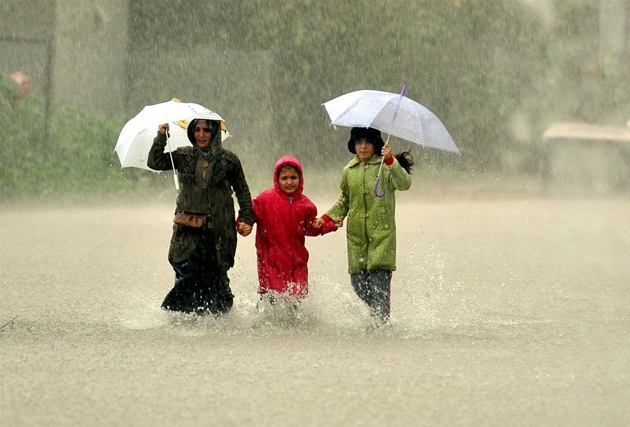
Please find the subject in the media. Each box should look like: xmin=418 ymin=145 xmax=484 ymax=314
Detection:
xmin=114 ymin=99 xmax=230 ymax=171
xmin=323 ymin=89 xmax=459 ymax=155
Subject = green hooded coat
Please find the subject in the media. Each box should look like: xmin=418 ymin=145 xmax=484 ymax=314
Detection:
xmin=326 ymin=155 xmax=412 ymax=274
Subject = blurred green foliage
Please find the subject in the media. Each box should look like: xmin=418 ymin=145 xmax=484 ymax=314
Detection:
xmin=2 ymin=0 xmax=628 ymax=200
xmin=128 ymin=0 xmax=628 ymax=171
xmin=0 ymin=77 xmax=164 ymax=201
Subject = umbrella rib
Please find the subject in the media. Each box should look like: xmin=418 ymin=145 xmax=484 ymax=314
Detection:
xmin=326 ymin=96 xmax=364 ymax=125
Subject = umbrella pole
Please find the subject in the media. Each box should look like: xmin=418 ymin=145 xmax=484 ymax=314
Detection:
xmin=373 ymin=85 xmax=407 ymax=198
xmin=373 ymin=134 xmax=390 ymax=198
xmin=165 ymin=132 xmax=180 ymax=192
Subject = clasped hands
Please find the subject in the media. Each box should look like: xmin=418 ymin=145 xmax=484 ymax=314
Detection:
xmin=237 ymin=222 xmax=252 ymax=236
xmin=238 ymin=216 xmax=343 ymax=237
xmin=312 ymin=216 xmax=344 ymax=229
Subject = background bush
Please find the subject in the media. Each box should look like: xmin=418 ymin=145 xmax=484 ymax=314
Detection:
xmin=1 ymin=0 xmax=628 ymax=202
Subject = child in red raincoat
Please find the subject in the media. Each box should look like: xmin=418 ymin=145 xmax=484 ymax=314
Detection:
xmin=250 ymin=156 xmax=338 ymax=305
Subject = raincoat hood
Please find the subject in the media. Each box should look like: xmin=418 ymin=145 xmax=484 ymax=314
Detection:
xmin=187 ymin=118 xmax=223 ymax=155
xmin=252 ymin=155 xmax=336 ymax=298
xmin=273 ymin=155 xmax=304 ymax=199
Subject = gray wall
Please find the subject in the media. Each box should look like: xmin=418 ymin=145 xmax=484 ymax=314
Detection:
xmin=1 ymin=0 xmax=274 ymax=168
xmin=126 ymin=48 xmax=274 ymax=167
xmin=0 ymin=0 xmax=55 ymax=95
xmin=52 ymin=0 xmax=129 ymax=116
xmin=1 ymin=0 xmax=128 ymax=116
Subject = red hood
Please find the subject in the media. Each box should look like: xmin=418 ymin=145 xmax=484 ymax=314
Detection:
xmin=273 ymin=155 xmax=304 ymax=199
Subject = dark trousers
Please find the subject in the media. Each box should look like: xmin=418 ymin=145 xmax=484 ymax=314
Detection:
xmin=350 ymin=269 xmax=392 ymax=323
xmin=162 ymin=231 xmax=234 ymax=316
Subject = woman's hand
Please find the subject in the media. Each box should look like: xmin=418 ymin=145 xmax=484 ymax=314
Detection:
xmin=158 ymin=123 xmax=170 ymax=135
xmin=237 ymin=222 xmax=252 ymax=237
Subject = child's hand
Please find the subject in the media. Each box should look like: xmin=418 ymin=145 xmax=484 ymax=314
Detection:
xmin=381 ymin=142 xmax=392 ymax=160
xmin=312 ymin=217 xmax=325 ymax=229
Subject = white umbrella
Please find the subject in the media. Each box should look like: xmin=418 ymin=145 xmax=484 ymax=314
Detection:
xmin=114 ymin=99 xmax=230 ymax=191
xmin=323 ymin=86 xmax=459 ymax=197
xmin=322 ymin=87 xmax=459 ymax=154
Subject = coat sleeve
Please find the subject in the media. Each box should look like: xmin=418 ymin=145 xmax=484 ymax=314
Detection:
xmin=325 ymin=168 xmax=350 ymax=220
xmin=252 ymin=192 xmax=268 ymax=224
xmin=251 ymin=194 xmax=260 ymax=223
xmin=146 ymin=132 xmax=173 ymax=171
xmin=230 ymin=155 xmax=254 ymax=226
xmin=385 ymin=157 xmax=412 ymax=191
xmin=305 ymin=199 xmax=337 ymax=237
xmin=306 ymin=218 xmax=337 ymax=236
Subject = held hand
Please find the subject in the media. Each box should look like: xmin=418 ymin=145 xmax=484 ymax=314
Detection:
xmin=237 ymin=222 xmax=252 ymax=237
xmin=158 ymin=123 xmax=170 ymax=135
xmin=312 ymin=217 xmax=325 ymax=229
xmin=313 ymin=216 xmax=344 ymax=229
xmin=381 ymin=142 xmax=392 ymax=160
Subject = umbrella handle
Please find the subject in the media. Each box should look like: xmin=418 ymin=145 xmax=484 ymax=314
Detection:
xmin=375 ymin=84 xmax=406 ymax=199
xmin=373 ymin=153 xmax=386 ymax=198
xmin=374 ymin=176 xmax=385 ymax=198
xmin=173 ymin=171 xmax=180 ymax=192
xmin=165 ymin=131 xmax=180 ymax=193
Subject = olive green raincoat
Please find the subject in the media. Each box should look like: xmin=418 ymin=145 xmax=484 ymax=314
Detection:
xmin=147 ymin=129 xmax=253 ymax=269
xmin=326 ymin=155 xmax=411 ymax=274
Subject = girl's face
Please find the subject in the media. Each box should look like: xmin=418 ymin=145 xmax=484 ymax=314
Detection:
xmin=194 ymin=121 xmax=212 ymax=149
xmin=355 ymin=139 xmax=375 ymax=162
xmin=278 ymin=165 xmax=300 ymax=195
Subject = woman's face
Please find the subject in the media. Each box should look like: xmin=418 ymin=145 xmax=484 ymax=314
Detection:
xmin=355 ymin=139 xmax=375 ymax=162
xmin=194 ymin=121 xmax=212 ymax=149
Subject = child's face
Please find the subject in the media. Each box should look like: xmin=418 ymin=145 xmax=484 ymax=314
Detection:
xmin=278 ymin=165 xmax=300 ymax=195
xmin=355 ymin=139 xmax=375 ymax=162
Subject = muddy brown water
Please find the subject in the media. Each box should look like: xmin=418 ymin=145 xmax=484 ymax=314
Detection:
xmin=1 ymin=196 xmax=628 ymax=426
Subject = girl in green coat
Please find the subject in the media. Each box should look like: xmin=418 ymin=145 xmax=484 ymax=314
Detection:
xmin=315 ymin=127 xmax=413 ymax=326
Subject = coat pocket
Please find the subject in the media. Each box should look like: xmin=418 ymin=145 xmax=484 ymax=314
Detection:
xmin=173 ymin=213 xmax=206 ymax=228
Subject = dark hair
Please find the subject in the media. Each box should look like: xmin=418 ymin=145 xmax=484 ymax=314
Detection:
xmin=394 ymin=151 xmax=414 ymax=174
xmin=277 ymin=163 xmax=299 ymax=176
xmin=347 ymin=127 xmax=385 ymax=154
xmin=348 ymin=127 xmax=414 ymax=173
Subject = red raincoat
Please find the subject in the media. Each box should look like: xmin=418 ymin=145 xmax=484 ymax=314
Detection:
xmin=253 ymin=156 xmax=337 ymax=298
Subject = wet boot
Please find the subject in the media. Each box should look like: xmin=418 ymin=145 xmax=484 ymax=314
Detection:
xmin=162 ymin=260 xmax=202 ymax=314
xmin=212 ymin=274 xmax=234 ymax=316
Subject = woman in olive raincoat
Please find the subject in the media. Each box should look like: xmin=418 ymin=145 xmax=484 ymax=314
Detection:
xmin=315 ymin=127 xmax=413 ymax=326
xmin=148 ymin=119 xmax=254 ymax=316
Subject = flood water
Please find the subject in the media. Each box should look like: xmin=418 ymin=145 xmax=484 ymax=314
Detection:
xmin=1 ymin=195 xmax=629 ymax=426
